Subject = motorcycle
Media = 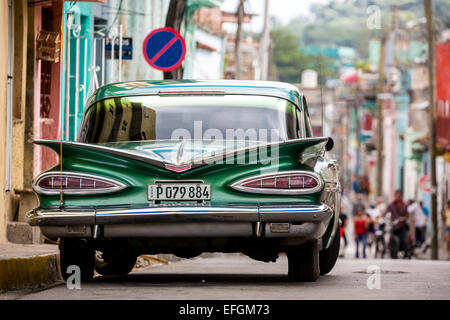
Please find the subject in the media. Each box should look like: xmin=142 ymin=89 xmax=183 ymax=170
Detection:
xmin=387 ymin=216 xmax=413 ymax=259
xmin=374 ymin=218 xmax=386 ymax=259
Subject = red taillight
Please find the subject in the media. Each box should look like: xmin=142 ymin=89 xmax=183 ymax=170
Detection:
xmin=244 ymin=180 xmax=262 ymax=188
xmin=233 ymin=172 xmax=321 ymax=194
xmin=33 ymin=172 xmax=125 ymax=194
xmin=276 ymin=176 xmax=289 ymax=188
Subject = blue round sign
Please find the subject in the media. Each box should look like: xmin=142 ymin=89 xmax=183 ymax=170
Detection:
xmin=142 ymin=27 xmax=186 ymax=72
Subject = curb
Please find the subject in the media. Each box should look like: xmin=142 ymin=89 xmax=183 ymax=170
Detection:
xmin=0 ymin=253 xmax=61 ymax=292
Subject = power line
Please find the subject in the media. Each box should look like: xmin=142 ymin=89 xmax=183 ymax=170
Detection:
xmin=104 ymin=0 xmax=124 ymax=34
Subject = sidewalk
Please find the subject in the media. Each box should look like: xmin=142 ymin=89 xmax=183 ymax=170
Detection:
xmin=0 ymin=242 xmax=60 ymax=292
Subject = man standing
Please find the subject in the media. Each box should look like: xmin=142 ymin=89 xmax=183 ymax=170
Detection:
xmin=384 ymin=190 xmax=409 ymax=257
xmin=408 ymin=200 xmax=428 ymax=248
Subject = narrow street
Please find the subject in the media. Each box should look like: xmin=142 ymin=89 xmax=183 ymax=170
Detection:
xmin=7 ymin=254 xmax=450 ymax=300
xmin=1 ymin=0 xmax=450 ymax=304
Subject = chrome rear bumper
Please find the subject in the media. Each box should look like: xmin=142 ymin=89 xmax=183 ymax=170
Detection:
xmin=27 ymin=204 xmax=333 ymax=225
xmin=26 ymin=204 xmax=333 ymax=240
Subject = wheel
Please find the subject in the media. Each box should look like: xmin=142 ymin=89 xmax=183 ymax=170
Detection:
xmin=287 ymin=240 xmax=320 ymax=282
xmin=388 ymin=235 xmax=399 ymax=259
xmin=94 ymin=249 xmax=137 ymax=276
xmin=319 ymin=230 xmax=340 ymax=275
xmin=59 ymin=238 xmax=95 ymax=282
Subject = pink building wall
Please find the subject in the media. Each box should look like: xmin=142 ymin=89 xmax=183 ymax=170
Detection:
xmin=33 ymin=3 xmax=63 ymax=178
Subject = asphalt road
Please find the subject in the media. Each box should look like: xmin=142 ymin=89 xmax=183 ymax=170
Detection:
xmin=8 ymin=253 xmax=450 ymax=300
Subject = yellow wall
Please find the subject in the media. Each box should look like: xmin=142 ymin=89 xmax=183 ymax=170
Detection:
xmin=8 ymin=0 xmax=28 ymax=223
xmin=0 ymin=0 xmax=9 ymax=243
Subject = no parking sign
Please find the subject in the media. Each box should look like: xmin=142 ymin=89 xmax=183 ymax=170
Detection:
xmin=142 ymin=27 xmax=186 ymax=72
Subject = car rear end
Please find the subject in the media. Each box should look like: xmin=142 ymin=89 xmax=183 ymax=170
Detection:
xmin=27 ymin=81 xmax=341 ymax=281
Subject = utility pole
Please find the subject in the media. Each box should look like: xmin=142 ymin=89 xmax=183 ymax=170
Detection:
xmin=259 ymin=0 xmax=270 ymax=80
xmin=235 ymin=0 xmax=245 ymax=79
xmin=376 ymin=5 xmax=399 ymax=198
xmin=164 ymin=0 xmax=186 ymax=79
xmin=424 ymin=0 xmax=438 ymax=260
xmin=375 ymin=35 xmax=386 ymax=198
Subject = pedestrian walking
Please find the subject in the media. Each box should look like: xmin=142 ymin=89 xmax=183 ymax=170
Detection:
xmin=408 ymin=199 xmax=428 ymax=248
xmin=354 ymin=207 xmax=369 ymax=259
xmin=339 ymin=203 xmax=348 ymax=258
xmin=383 ymin=190 xmax=410 ymax=259
xmin=366 ymin=202 xmax=382 ymax=257
xmin=374 ymin=215 xmax=387 ymax=258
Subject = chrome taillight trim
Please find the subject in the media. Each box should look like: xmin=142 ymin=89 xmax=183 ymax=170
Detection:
xmin=32 ymin=171 xmax=127 ymax=195
xmin=230 ymin=171 xmax=323 ymax=195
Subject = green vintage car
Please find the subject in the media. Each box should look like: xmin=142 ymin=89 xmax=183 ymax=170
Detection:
xmin=27 ymin=80 xmax=341 ymax=282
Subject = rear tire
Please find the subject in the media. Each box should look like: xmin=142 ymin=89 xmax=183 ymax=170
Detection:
xmin=94 ymin=250 xmax=137 ymax=276
xmin=319 ymin=230 xmax=340 ymax=275
xmin=389 ymin=235 xmax=399 ymax=259
xmin=59 ymin=238 xmax=95 ymax=282
xmin=287 ymin=240 xmax=320 ymax=282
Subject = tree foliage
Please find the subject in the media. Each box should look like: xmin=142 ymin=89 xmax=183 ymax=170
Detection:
xmin=271 ymin=27 xmax=336 ymax=84
xmin=288 ymin=0 xmax=450 ymax=58
xmin=270 ymin=0 xmax=450 ymax=83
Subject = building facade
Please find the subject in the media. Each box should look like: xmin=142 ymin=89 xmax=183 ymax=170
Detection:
xmin=1 ymin=0 xmax=229 ymax=243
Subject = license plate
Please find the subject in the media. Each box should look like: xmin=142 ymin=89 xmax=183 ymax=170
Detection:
xmin=148 ymin=183 xmax=211 ymax=201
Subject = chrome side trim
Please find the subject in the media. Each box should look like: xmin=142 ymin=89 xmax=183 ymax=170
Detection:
xmin=32 ymin=171 xmax=127 ymax=195
xmin=230 ymin=171 xmax=324 ymax=195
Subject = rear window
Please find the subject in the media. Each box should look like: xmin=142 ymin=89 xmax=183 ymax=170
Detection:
xmin=78 ymin=95 xmax=303 ymax=143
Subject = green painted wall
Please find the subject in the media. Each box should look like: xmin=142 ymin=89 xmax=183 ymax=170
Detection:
xmin=61 ymin=1 xmax=93 ymax=141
